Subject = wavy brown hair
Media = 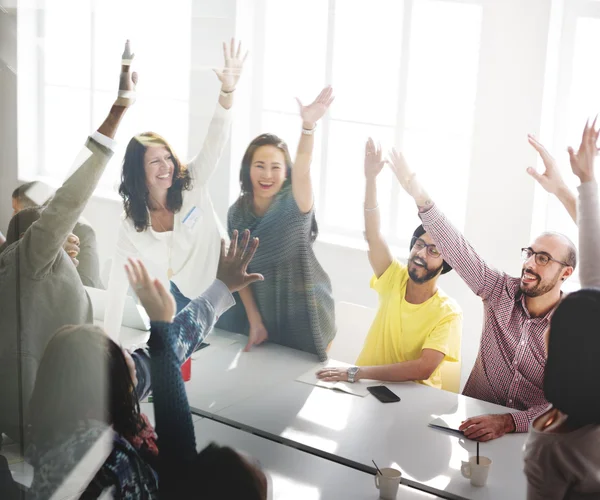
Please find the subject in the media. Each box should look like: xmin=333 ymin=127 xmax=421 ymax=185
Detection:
xmin=237 ymin=133 xmax=319 ymax=242
xmin=28 ymin=325 xmax=144 ymax=449
xmin=119 ymin=132 xmax=192 ymax=232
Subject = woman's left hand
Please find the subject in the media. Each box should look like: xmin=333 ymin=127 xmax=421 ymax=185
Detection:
xmin=125 ymin=257 xmax=176 ymax=323
xmin=296 ymin=86 xmax=335 ymax=129
xmin=214 ymin=38 xmax=248 ymax=92
xmin=316 ymin=366 xmax=348 ymax=382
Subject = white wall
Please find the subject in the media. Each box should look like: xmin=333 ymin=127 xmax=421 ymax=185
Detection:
xmin=1 ymin=0 xmax=556 ymax=390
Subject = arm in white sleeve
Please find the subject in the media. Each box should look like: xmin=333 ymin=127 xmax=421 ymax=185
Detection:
xmin=103 ymin=224 xmax=140 ymax=341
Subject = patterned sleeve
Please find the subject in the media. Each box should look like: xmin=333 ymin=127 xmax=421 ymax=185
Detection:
xmin=148 ymin=321 xmax=197 ymax=490
xmin=511 ymin=404 xmax=548 ymax=434
xmin=419 ymin=205 xmax=506 ymax=301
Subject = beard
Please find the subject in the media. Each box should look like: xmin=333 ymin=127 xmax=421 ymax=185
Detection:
xmin=408 ymin=256 xmax=444 ymax=284
xmin=519 ymin=267 xmax=562 ymax=297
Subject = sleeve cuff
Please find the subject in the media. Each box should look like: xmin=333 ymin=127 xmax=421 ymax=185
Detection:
xmin=418 ymin=202 xmax=442 ymax=224
xmin=577 ymin=180 xmax=598 ymax=198
xmin=202 ymin=279 xmax=235 ymax=317
xmin=90 ymin=131 xmax=118 ymax=152
xmin=511 ymin=411 xmax=532 ymax=433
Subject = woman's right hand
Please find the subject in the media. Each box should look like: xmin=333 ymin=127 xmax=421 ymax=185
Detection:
xmin=244 ymin=322 xmax=269 ymax=352
xmin=364 ymin=137 xmax=385 ymax=180
xmin=115 ymin=40 xmax=138 ymax=107
xmin=526 ymin=134 xmax=568 ymax=194
xmin=568 ymin=118 xmax=599 ymax=184
xmin=125 ymin=257 xmax=176 ymax=323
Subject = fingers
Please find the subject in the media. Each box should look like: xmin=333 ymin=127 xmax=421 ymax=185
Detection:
xmin=136 ymin=259 xmax=152 ymax=287
xmin=230 ymin=37 xmax=235 ymax=59
xmin=154 ymin=278 xmax=176 ymax=316
xmin=243 ymin=339 xmax=254 ymax=352
xmin=241 ymin=236 xmax=260 ymax=269
xmin=242 ymin=50 xmax=249 ymax=64
xmin=124 ymin=261 xmax=137 ymax=289
xmin=131 ymin=71 xmax=138 ymax=86
xmin=236 ymin=40 xmax=242 ymax=59
xmin=72 ymin=258 xmax=79 ymax=268
xmin=238 ymin=229 xmax=251 ymax=259
xmin=228 ymin=230 xmax=239 ymax=259
xmin=222 ymin=41 xmax=229 ymax=62
xmin=458 ymin=417 xmax=479 ymax=432
xmin=219 ymin=238 xmax=227 ymax=260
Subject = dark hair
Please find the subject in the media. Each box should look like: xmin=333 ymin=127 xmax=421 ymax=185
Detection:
xmin=5 ymin=206 xmax=44 ymax=246
xmin=237 ymin=133 xmax=319 ymax=242
xmin=119 ymin=132 xmax=192 ymax=232
xmin=12 ymin=181 xmax=37 ymax=208
xmin=28 ymin=325 xmax=144 ymax=448
xmin=190 ymin=443 xmax=267 ymax=499
xmin=544 ymin=288 xmax=600 ymax=426
xmin=539 ymin=231 xmax=577 ymax=269
xmin=410 ymin=225 xmax=452 ymax=275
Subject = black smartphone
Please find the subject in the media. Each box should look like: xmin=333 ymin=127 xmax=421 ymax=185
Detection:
xmin=367 ymin=385 xmax=400 ymax=403
xmin=193 ymin=342 xmax=210 ymax=353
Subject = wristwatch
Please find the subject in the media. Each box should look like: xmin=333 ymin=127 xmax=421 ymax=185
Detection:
xmin=347 ymin=366 xmax=360 ymax=383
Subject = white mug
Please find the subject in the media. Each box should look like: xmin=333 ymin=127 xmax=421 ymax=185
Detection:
xmin=461 ymin=456 xmax=492 ymax=487
xmin=374 ymin=467 xmax=402 ymax=499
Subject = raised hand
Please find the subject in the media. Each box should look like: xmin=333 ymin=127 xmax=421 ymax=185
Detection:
xmin=387 ymin=148 xmax=417 ymax=194
xmin=63 ymin=233 xmax=80 ymax=267
xmin=216 ymin=229 xmax=264 ymax=293
xmin=125 ymin=257 xmax=176 ymax=323
xmin=115 ymin=40 xmax=138 ymax=107
xmin=364 ymin=138 xmax=385 ymax=180
xmin=296 ymin=86 xmax=335 ymax=128
xmin=568 ymin=117 xmax=600 ymax=184
xmin=526 ymin=135 xmax=568 ymax=194
xmin=213 ymin=38 xmax=248 ymax=92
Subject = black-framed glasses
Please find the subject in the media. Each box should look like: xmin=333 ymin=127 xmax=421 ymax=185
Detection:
xmin=521 ymin=247 xmax=569 ymax=267
xmin=411 ymin=237 xmax=441 ymax=258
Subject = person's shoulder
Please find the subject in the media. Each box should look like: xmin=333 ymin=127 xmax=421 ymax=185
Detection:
xmin=434 ymin=288 xmax=463 ymax=317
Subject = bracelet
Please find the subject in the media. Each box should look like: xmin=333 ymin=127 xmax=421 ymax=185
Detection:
xmin=364 ymin=204 xmax=379 ymax=212
xmin=220 ymin=88 xmax=235 ymax=97
xmin=302 ymin=124 xmax=317 ymax=136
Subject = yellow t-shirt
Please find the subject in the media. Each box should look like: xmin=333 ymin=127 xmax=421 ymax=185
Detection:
xmin=356 ymin=260 xmax=462 ymax=389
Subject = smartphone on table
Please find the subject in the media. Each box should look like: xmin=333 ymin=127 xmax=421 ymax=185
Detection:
xmin=367 ymin=385 xmax=401 ymax=403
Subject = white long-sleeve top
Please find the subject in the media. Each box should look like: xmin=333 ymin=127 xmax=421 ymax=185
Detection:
xmin=103 ymin=103 xmax=232 ymax=340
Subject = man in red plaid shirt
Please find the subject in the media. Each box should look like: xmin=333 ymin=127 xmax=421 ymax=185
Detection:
xmin=385 ymin=148 xmax=576 ymax=442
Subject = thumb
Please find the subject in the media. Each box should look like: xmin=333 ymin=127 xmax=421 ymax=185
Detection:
xmin=244 ymin=273 xmax=264 ymax=287
xmin=295 ymin=97 xmax=303 ymax=110
xmin=213 ymin=68 xmax=223 ymax=78
xmin=567 ymin=146 xmax=577 ymax=163
xmin=526 ymin=167 xmax=543 ymax=182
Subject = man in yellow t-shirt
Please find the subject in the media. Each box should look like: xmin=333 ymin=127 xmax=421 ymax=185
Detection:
xmin=317 ymin=138 xmax=462 ymax=389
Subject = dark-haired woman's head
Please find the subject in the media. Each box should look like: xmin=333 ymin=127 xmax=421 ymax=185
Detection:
xmin=119 ymin=132 xmax=192 ymax=232
xmin=29 ymin=325 xmax=142 ymax=447
xmin=544 ymin=288 xmax=600 ymax=426
xmin=238 ymin=133 xmax=318 ymax=241
xmin=190 ymin=443 xmax=268 ymax=500
xmin=239 ymin=134 xmax=292 ymax=204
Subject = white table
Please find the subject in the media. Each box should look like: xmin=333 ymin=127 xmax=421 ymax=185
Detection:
xmin=185 ymin=331 xmax=528 ymax=500
xmin=194 ymin=418 xmax=440 ymax=500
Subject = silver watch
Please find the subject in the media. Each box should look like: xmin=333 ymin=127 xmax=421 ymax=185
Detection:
xmin=347 ymin=366 xmax=359 ymax=383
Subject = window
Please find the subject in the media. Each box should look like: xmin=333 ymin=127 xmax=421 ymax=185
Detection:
xmin=538 ymin=0 xmax=600 ymax=253
xmin=17 ymin=0 xmax=192 ymax=193
xmin=249 ymin=0 xmax=483 ymax=248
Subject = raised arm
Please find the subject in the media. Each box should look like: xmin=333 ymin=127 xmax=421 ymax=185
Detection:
xmin=292 ymin=86 xmax=335 ymax=213
xmin=387 ymin=148 xmax=504 ymax=301
xmin=569 ymin=118 xmax=600 ymax=288
xmin=72 ymin=222 xmax=103 ymax=288
xmin=20 ymin=41 xmax=136 ymax=277
xmin=526 ymin=134 xmax=577 ymax=224
xmin=363 ymin=138 xmax=393 ymax=277
xmin=188 ymin=39 xmax=247 ymax=187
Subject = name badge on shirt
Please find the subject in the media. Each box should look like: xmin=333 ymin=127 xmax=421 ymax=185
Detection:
xmin=182 ymin=206 xmax=201 ymax=229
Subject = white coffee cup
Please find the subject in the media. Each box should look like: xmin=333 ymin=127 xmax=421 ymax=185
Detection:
xmin=461 ymin=456 xmax=492 ymax=487
xmin=374 ymin=467 xmax=402 ymax=499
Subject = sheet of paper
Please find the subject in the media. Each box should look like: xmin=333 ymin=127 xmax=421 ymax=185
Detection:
xmin=295 ymin=360 xmax=380 ymax=397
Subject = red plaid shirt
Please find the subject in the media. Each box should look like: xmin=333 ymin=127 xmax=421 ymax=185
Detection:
xmin=420 ymin=205 xmax=551 ymax=432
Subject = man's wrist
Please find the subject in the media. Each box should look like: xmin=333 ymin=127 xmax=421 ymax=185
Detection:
xmin=503 ymin=413 xmax=516 ymax=433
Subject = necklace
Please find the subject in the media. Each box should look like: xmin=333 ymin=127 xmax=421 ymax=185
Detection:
xmin=149 ymin=197 xmax=175 ymax=280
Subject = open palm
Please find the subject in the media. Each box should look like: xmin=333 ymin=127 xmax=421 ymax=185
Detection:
xmin=526 ymin=134 xmax=566 ymax=195
xmin=214 ymin=38 xmax=248 ymax=92
xmin=296 ymin=86 xmax=335 ymax=126
xmin=364 ymin=138 xmax=385 ymax=179
xmin=568 ymin=117 xmax=600 ymax=183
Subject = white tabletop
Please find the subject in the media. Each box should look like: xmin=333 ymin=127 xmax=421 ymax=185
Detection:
xmin=194 ymin=418 xmax=440 ymax=500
